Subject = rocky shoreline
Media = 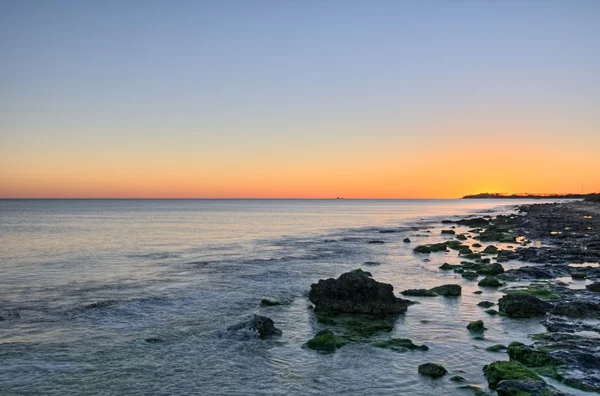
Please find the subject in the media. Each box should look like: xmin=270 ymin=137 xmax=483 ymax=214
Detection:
xmin=229 ymin=200 xmax=599 ymax=395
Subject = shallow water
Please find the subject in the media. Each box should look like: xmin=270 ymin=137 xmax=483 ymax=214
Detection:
xmin=0 ymin=199 xmax=584 ymax=395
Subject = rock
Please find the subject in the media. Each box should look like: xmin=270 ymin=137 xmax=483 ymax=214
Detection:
xmin=477 ymin=301 xmax=495 ymax=308
xmin=586 ymin=282 xmax=600 ymax=292
xmin=401 ymin=289 xmax=437 ymax=297
xmin=403 ymin=238 xmax=411 ymax=243
xmin=477 ymin=263 xmax=505 ymax=276
xmin=496 ymin=380 xmax=567 ymax=396
xmin=309 ymin=269 xmax=410 ymax=315
xmin=260 ymin=298 xmax=282 ymax=306
xmin=485 ymin=309 xmax=498 ymax=315
xmin=363 ymin=261 xmax=381 ymax=266
xmin=473 ymin=290 xmax=483 ymax=294
xmin=227 ymin=314 xmax=282 ymax=338
xmin=414 ymin=243 xmax=448 ymax=253
xmin=441 ymin=229 xmax=456 ymax=235
xmin=483 ymin=361 xmax=543 ymax=388
xmin=467 ymin=320 xmax=486 ymax=333
xmin=462 ymin=271 xmax=479 ymax=280
xmin=551 ymin=299 xmax=600 ymax=319
xmin=144 ymin=337 xmax=163 ymax=343
xmin=458 ymin=385 xmax=489 ymax=395
xmin=439 ymin=263 xmax=461 ymax=270
xmin=501 ymin=285 xmax=560 ymax=300
xmin=507 ymin=342 xmax=556 ymax=368
xmin=306 ymin=330 xmax=349 ymax=352
xmin=498 ymin=294 xmax=551 ymax=317
xmin=429 ymin=284 xmax=462 ymax=296
xmin=482 ymin=245 xmax=499 ymax=254
xmin=571 ymin=272 xmax=587 ymax=280
xmin=368 ymin=240 xmax=385 ymax=244
xmin=372 ymin=338 xmax=428 ymax=352
xmin=486 ymin=344 xmax=506 ymax=352
xmin=456 ymin=218 xmax=491 ymax=227
xmin=0 ymin=310 xmax=20 ymax=321
xmin=450 ymin=375 xmax=466 ymax=382
xmin=456 ymin=234 xmax=468 ymax=240
xmin=478 ymin=276 xmax=503 ymax=287
xmin=418 ymin=363 xmax=448 ymax=378
xmin=472 ymin=243 xmax=483 ymax=248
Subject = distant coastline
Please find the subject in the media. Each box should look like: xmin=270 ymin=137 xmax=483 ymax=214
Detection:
xmin=463 ymin=192 xmax=598 ymax=200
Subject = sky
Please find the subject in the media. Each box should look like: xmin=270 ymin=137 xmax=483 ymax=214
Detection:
xmin=1 ymin=0 xmax=599 ymax=198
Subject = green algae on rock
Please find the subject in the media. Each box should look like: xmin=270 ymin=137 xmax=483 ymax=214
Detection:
xmin=429 ymin=284 xmax=461 ymax=296
xmin=462 ymin=271 xmax=479 ymax=280
xmin=439 ymin=263 xmax=462 ymax=270
xmin=485 ymin=344 xmax=507 ymax=352
xmin=306 ymin=330 xmax=349 ymax=352
xmin=478 ymin=276 xmax=503 ymax=287
xmin=372 ymin=338 xmax=428 ymax=352
xmin=483 ymin=361 xmax=543 ymax=388
xmin=477 ymin=301 xmax=495 ymax=308
xmin=485 ymin=309 xmax=498 ymax=315
xmin=467 ymin=320 xmax=486 ymax=333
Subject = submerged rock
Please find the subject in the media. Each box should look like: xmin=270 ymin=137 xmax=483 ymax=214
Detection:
xmin=372 ymin=338 xmax=428 ymax=352
xmin=586 ymin=281 xmax=600 ymax=292
xmin=306 ymin=330 xmax=349 ymax=352
xmin=551 ymin=299 xmax=600 ymax=319
xmin=439 ymin=263 xmax=461 ymax=270
xmin=467 ymin=320 xmax=486 ymax=333
xmin=368 ymin=240 xmax=385 ymax=244
xmin=309 ymin=269 xmax=410 ymax=315
xmin=462 ymin=271 xmax=479 ymax=280
xmin=485 ymin=309 xmax=498 ymax=315
xmin=227 ymin=314 xmax=282 ymax=338
xmin=498 ymin=294 xmax=551 ymax=317
xmin=477 ymin=301 xmax=495 ymax=308
xmin=401 ymin=289 xmax=437 ymax=297
xmin=483 ymin=361 xmax=543 ymax=388
xmin=260 ymin=298 xmax=283 ymax=306
xmin=495 ymin=380 xmax=567 ymax=396
xmin=418 ymin=363 xmax=448 ymax=378
xmin=486 ymin=344 xmax=507 ymax=352
xmin=429 ymin=284 xmax=461 ymax=296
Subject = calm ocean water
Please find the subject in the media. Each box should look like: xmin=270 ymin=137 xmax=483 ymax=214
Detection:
xmin=0 ymin=199 xmax=579 ymax=395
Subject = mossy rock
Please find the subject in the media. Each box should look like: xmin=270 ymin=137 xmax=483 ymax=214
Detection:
xmin=485 ymin=309 xmax=498 ymax=315
xmin=458 ymin=385 xmax=489 ymax=396
xmin=401 ymin=289 xmax=437 ymax=297
xmin=482 ymin=245 xmax=499 ymax=254
xmin=482 ymin=361 xmax=543 ymax=389
xmin=478 ymin=276 xmax=503 ymax=287
xmin=477 ymin=263 xmax=504 ymax=276
xmin=456 ymin=234 xmax=468 ymax=240
xmin=372 ymin=338 xmax=428 ymax=352
xmin=501 ymin=286 xmax=560 ymax=300
xmin=467 ymin=320 xmax=486 ymax=333
xmin=463 ymin=253 xmax=483 ymax=260
xmin=306 ymin=330 xmax=350 ymax=352
xmin=447 ymin=240 xmax=469 ymax=250
xmin=472 ymin=243 xmax=483 ymax=248
xmin=485 ymin=344 xmax=506 ymax=352
xmin=474 ymin=258 xmax=491 ymax=264
xmin=418 ymin=363 xmax=447 ymax=378
xmin=414 ymin=243 xmax=448 ymax=253
xmin=454 ymin=268 xmax=465 ymax=274
xmin=462 ymin=271 xmax=479 ymax=280
xmin=477 ymin=301 xmax=495 ymax=308
xmin=440 ymin=263 xmax=462 ymax=270
xmin=459 ymin=248 xmax=474 ymax=255
xmin=451 ymin=375 xmax=467 ymax=382
xmin=442 ymin=229 xmax=456 ymax=235
xmin=507 ymin=342 xmax=557 ymax=369
xmin=429 ymin=284 xmax=461 ymax=296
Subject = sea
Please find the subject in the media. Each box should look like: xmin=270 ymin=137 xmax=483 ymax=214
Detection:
xmin=0 ymin=199 xmax=584 ymax=395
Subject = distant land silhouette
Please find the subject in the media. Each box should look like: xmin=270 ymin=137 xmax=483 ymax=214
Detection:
xmin=462 ymin=193 xmax=599 ymax=200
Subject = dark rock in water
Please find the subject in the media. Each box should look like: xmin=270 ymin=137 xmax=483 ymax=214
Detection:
xmin=542 ymin=315 xmax=600 ymax=333
xmin=368 ymin=240 xmax=385 ymax=244
xmin=478 ymin=276 xmax=503 ymax=287
xmin=507 ymin=342 xmax=556 ymax=368
xmin=467 ymin=320 xmax=486 ymax=333
xmin=456 ymin=234 xmax=468 ymax=240
xmin=418 ymin=363 xmax=448 ymax=378
xmin=551 ymin=299 xmax=600 ymax=319
xmin=441 ymin=219 xmax=453 ymax=224
xmin=472 ymin=243 xmax=483 ymax=248
xmin=456 ymin=217 xmax=490 ymax=227
xmin=486 ymin=344 xmax=506 ymax=352
xmin=144 ymin=337 xmax=164 ymax=343
xmin=450 ymin=375 xmax=466 ymax=382
xmin=379 ymin=229 xmax=399 ymax=233
xmin=306 ymin=329 xmax=349 ymax=352
xmin=498 ymin=294 xmax=551 ymax=317
xmin=496 ymin=380 xmax=567 ymax=396
xmin=372 ymin=338 xmax=428 ymax=352
xmin=0 ymin=310 xmax=20 ymax=321
xmin=401 ymin=289 xmax=437 ymax=297
xmin=363 ymin=261 xmax=381 ymax=266
xmin=485 ymin=309 xmax=498 ymax=315
xmin=586 ymin=282 xmax=600 ymax=292
xmin=260 ymin=298 xmax=282 ymax=306
xmin=439 ymin=263 xmax=461 ymax=270
xmin=477 ymin=301 xmax=495 ymax=308
xmin=403 ymin=238 xmax=411 ymax=243
xmin=473 ymin=290 xmax=483 ymax=295
xmin=483 ymin=361 xmax=542 ymax=388
xmin=84 ymin=301 xmax=115 ymax=309
xmin=458 ymin=385 xmax=488 ymax=395
xmin=414 ymin=242 xmax=448 ymax=253
xmin=504 ymin=265 xmax=563 ymax=279
xmin=429 ymin=284 xmax=461 ymax=296
xmin=482 ymin=245 xmax=499 ymax=254
xmin=309 ymin=269 xmax=410 ymax=315
xmin=227 ymin=314 xmax=282 ymax=338
xmin=477 ymin=263 xmax=504 ymax=276
xmin=441 ymin=229 xmax=456 ymax=235
xmin=571 ymin=272 xmax=587 ymax=280
xmin=462 ymin=271 xmax=479 ymax=280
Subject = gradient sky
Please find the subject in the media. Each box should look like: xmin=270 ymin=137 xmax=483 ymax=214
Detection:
xmin=1 ymin=1 xmax=599 ymax=198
